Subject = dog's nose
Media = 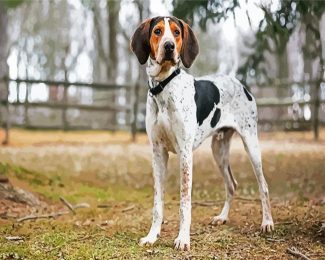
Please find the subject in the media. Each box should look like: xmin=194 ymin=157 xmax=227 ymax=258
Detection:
xmin=164 ymin=42 xmax=175 ymax=53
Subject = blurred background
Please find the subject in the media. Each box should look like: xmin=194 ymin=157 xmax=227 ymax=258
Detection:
xmin=0 ymin=0 xmax=324 ymax=143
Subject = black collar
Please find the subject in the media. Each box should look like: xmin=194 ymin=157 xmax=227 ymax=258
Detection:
xmin=148 ymin=68 xmax=181 ymax=96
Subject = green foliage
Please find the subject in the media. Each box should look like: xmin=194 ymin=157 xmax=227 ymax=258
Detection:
xmin=172 ymin=0 xmax=239 ymax=30
xmin=172 ymin=0 xmax=324 ymax=84
xmin=238 ymin=0 xmax=325 ymax=84
xmin=3 ymin=0 xmax=25 ymax=9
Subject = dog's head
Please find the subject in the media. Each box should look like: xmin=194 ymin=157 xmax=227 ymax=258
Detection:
xmin=130 ymin=16 xmax=199 ymax=68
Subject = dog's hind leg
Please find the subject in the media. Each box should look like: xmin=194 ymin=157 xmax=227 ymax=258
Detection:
xmin=240 ymin=127 xmax=274 ymax=233
xmin=210 ymin=128 xmax=237 ymax=225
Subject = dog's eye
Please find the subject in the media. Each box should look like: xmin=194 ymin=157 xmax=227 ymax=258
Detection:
xmin=174 ymin=30 xmax=180 ymax=36
xmin=154 ymin=29 xmax=161 ymax=36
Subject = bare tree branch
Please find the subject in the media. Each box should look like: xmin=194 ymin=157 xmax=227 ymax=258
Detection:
xmin=286 ymin=247 xmax=310 ymax=260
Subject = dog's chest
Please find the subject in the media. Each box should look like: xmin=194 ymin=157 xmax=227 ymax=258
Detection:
xmin=151 ymin=75 xmax=196 ymax=152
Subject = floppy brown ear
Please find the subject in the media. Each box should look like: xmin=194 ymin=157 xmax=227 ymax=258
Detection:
xmin=130 ymin=18 xmax=153 ymax=64
xmin=178 ymin=19 xmax=199 ymax=68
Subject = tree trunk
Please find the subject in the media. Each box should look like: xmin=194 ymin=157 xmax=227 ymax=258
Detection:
xmin=0 ymin=2 xmax=8 ymax=87
xmin=106 ymin=0 xmax=120 ymax=128
xmin=107 ymin=0 xmax=119 ymax=82
xmin=302 ymin=14 xmax=323 ymax=139
xmin=0 ymin=2 xmax=9 ymax=144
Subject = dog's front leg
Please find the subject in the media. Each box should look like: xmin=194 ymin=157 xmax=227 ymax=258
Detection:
xmin=174 ymin=149 xmax=192 ymax=251
xmin=139 ymin=144 xmax=168 ymax=246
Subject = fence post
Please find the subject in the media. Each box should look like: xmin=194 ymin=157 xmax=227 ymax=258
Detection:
xmin=2 ymin=79 xmax=9 ymax=145
xmin=131 ymin=83 xmax=139 ymax=142
xmin=24 ymin=82 xmax=29 ymax=127
xmin=312 ymin=81 xmax=321 ymax=140
xmin=62 ymin=85 xmax=68 ymax=130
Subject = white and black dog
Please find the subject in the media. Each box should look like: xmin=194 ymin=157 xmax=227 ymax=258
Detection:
xmin=131 ymin=16 xmax=274 ymax=251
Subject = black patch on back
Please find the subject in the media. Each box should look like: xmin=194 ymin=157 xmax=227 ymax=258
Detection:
xmin=210 ymin=108 xmax=221 ymax=128
xmin=194 ymin=80 xmax=220 ymax=126
xmin=243 ymin=86 xmax=253 ymax=101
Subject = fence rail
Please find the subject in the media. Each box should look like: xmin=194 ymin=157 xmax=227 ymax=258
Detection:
xmin=0 ymin=77 xmax=140 ymax=144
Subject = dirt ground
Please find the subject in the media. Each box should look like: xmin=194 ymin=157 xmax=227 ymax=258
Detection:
xmin=0 ymin=129 xmax=324 ymax=259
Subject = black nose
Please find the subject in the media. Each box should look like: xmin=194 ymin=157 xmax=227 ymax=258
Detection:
xmin=164 ymin=42 xmax=175 ymax=53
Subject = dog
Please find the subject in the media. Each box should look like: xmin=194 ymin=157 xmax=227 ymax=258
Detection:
xmin=130 ymin=16 xmax=274 ymax=251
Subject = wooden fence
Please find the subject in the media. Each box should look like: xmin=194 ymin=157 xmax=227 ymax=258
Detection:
xmin=0 ymin=77 xmax=324 ymax=144
xmin=0 ymin=77 xmax=141 ymax=144
xmin=252 ymin=79 xmax=324 ymax=139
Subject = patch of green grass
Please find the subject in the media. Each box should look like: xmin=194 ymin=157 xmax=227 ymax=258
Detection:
xmin=0 ymin=224 xmax=165 ymax=259
xmin=0 ymin=162 xmax=49 ymax=187
xmin=1 ymin=162 xmax=152 ymax=205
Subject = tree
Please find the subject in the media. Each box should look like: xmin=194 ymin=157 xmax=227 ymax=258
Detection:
xmin=172 ymin=0 xmax=239 ymax=30
xmin=237 ymin=1 xmax=325 ymax=84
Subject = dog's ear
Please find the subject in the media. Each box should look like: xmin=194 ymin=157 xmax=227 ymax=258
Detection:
xmin=178 ymin=19 xmax=199 ymax=68
xmin=130 ymin=18 xmax=153 ymax=65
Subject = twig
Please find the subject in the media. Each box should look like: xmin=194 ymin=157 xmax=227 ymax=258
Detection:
xmin=266 ymin=237 xmax=285 ymax=242
xmin=60 ymin=197 xmax=75 ymax=214
xmin=275 ymin=221 xmax=293 ymax=225
xmin=17 ymin=211 xmax=69 ymax=222
xmin=97 ymin=224 xmax=107 ymax=231
xmin=121 ymin=205 xmax=135 ymax=212
xmin=235 ymin=196 xmax=260 ymax=202
xmin=59 ymin=196 xmax=90 ymax=213
xmin=97 ymin=204 xmax=111 ymax=208
xmin=73 ymin=203 xmax=90 ymax=209
xmin=286 ymin=247 xmax=310 ymax=260
xmin=5 ymin=236 xmax=24 ymax=241
xmin=193 ymin=201 xmax=219 ymax=207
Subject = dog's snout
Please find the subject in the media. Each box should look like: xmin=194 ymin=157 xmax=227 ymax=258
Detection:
xmin=164 ymin=42 xmax=175 ymax=53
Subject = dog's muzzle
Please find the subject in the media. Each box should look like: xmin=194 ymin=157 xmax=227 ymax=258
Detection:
xmin=164 ymin=41 xmax=175 ymax=60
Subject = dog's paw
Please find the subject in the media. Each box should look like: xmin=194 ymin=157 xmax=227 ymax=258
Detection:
xmin=210 ymin=215 xmax=228 ymax=226
xmin=260 ymin=220 xmax=274 ymax=233
xmin=139 ymin=234 xmax=159 ymax=246
xmin=174 ymin=235 xmax=190 ymax=251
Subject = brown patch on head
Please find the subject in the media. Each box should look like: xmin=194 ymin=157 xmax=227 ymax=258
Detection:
xmin=169 ymin=19 xmax=182 ymax=56
xmin=149 ymin=19 xmax=165 ymax=60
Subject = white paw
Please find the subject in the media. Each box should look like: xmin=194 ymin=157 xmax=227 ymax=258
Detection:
xmin=210 ymin=215 xmax=228 ymax=225
xmin=139 ymin=233 xmax=159 ymax=246
xmin=174 ymin=234 xmax=190 ymax=251
xmin=261 ymin=219 xmax=274 ymax=233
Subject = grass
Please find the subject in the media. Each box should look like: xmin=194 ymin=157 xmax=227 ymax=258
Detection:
xmin=0 ymin=129 xmax=324 ymax=259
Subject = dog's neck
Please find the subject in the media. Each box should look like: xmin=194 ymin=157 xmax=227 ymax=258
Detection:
xmin=147 ymin=57 xmax=179 ymax=82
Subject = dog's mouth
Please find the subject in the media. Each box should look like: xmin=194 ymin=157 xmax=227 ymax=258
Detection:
xmin=164 ymin=52 xmax=174 ymax=61
xmin=157 ymin=55 xmax=178 ymax=66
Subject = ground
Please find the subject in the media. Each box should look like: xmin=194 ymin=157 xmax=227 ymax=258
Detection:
xmin=0 ymin=129 xmax=324 ymax=259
